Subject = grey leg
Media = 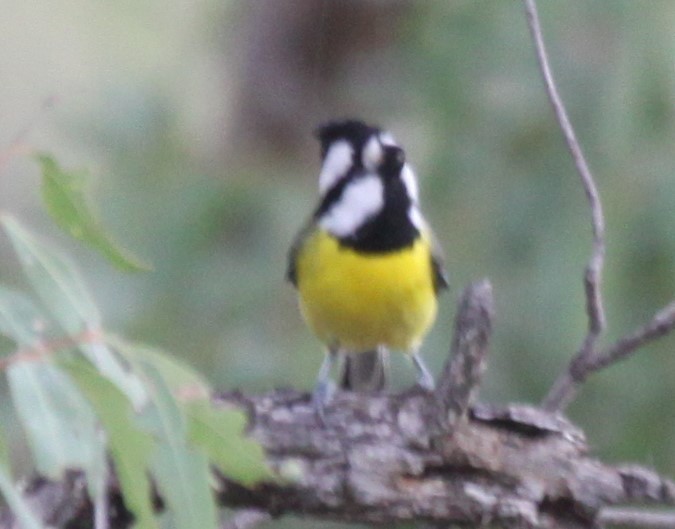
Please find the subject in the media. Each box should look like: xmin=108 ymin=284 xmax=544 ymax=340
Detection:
xmin=412 ymin=350 xmax=435 ymax=391
xmin=313 ymin=346 xmax=339 ymax=421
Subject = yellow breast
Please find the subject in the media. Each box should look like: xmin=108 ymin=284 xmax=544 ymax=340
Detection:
xmin=295 ymin=229 xmax=438 ymax=353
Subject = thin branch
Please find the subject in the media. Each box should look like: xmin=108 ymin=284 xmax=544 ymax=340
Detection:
xmin=585 ymin=301 xmax=675 ymax=374
xmin=599 ymin=507 xmax=675 ymax=528
xmin=544 ymin=297 xmax=675 ymax=411
xmin=436 ymin=279 xmax=494 ymax=429
xmin=523 ymin=0 xmax=607 ymax=412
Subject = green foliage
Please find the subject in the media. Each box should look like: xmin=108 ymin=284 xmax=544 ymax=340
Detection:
xmin=0 ymin=468 xmax=45 ymax=529
xmin=0 ymin=212 xmax=274 ymax=527
xmin=1 ymin=214 xmax=147 ymax=407
xmin=0 ymin=423 xmax=45 ymax=529
xmin=112 ymin=336 xmax=275 ymax=485
xmin=64 ymin=358 xmax=159 ymax=529
xmin=186 ymin=400 xmax=274 ymax=486
xmin=37 ymin=154 xmax=151 ymax=273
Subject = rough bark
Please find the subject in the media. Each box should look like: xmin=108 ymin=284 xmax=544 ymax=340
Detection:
xmin=2 ymin=391 xmax=674 ymax=529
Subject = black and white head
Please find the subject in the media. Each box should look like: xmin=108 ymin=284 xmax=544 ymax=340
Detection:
xmin=313 ymin=119 xmax=424 ymax=252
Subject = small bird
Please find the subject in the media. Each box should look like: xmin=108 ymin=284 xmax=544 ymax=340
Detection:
xmin=286 ymin=119 xmax=448 ymax=412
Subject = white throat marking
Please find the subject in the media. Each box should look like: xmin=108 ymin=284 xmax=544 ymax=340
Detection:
xmin=318 ymin=175 xmax=384 ymax=237
xmin=319 ymin=140 xmax=353 ymax=196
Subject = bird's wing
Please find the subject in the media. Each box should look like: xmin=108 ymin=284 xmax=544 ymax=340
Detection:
xmin=285 ymin=219 xmax=314 ymax=287
xmin=421 ymin=219 xmax=449 ymax=293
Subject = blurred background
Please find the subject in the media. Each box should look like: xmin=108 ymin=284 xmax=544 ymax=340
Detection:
xmin=1 ymin=1 xmax=675 ymax=526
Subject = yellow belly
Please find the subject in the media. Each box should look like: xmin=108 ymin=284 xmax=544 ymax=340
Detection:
xmin=295 ymin=229 xmax=438 ymax=352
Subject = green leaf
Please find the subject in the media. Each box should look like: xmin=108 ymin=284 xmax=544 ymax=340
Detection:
xmin=0 ymin=217 xmax=146 ymax=407
xmin=152 ymin=446 xmax=217 ymax=529
xmin=0 ymin=421 xmax=8 ymax=467
xmin=135 ymin=362 xmax=218 ymax=529
xmin=37 ymin=154 xmax=151 ymax=273
xmin=0 ymin=285 xmax=55 ymax=348
xmin=110 ymin=335 xmax=211 ymax=399
xmin=112 ymin=337 xmax=273 ymax=486
xmin=1 ymin=214 xmax=101 ymax=335
xmin=0 ymin=287 xmax=108 ymax=500
xmin=186 ymin=400 xmax=274 ymax=486
xmin=0 ymin=464 xmax=45 ymax=529
xmin=64 ymin=357 xmax=159 ymax=529
xmin=7 ymin=362 xmax=105 ymax=485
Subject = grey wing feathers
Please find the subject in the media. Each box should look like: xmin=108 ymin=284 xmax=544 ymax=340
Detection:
xmin=432 ymin=252 xmax=449 ymax=293
xmin=286 ymin=221 xmax=313 ymax=287
xmin=423 ymin=221 xmax=449 ymax=293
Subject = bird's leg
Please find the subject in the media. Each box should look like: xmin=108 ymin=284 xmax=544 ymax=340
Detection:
xmin=412 ymin=349 xmax=435 ymax=391
xmin=313 ymin=346 xmax=340 ymax=420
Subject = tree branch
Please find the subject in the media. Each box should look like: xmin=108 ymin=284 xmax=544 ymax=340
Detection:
xmin=524 ymin=0 xmax=675 ymax=413
xmin=599 ymin=507 xmax=675 ymax=528
xmin=523 ymin=0 xmax=608 ymax=412
xmin=437 ymin=279 xmax=494 ymax=429
xmin=2 ymin=391 xmax=674 ymax=529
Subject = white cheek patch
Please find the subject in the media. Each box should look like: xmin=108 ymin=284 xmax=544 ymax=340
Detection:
xmin=319 ymin=175 xmax=384 ymax=237
xmin=400 ymin=164 xmax=419 ymax=204
xmin=319 ymin=140 xmax=353 ymax=196
xmin=362 ymin=136 xmax=383 ymax=171
xmin=408 ymin=206 xmax=425 ymax=231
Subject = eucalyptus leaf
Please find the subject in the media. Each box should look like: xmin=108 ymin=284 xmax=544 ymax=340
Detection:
xmin=64 ymin=357 xmax=159 ymax=529
xmin=0 ymin=464 xmax=45 ymax=529
xmin=7 ymin=362 xmax=104 ymax=484
xmin=114 ymin=337 xmax=273 ymax=486
xmin=186 ymin=400 xmax=274 ymax=486
xmin=1 ymin=214 xmax=100 ymax=334
xmin=37 ymin=154 xmax=151 ymax=273
xmin=0 ymin=422 xmax=8 ymax=467
xmin=152 ymin=446 xmax=217 ymax=529
xmin=0 ymin=285 xmax=54 ymax=347
xmin=134 ymin=362 xmax=217 ymax=529
xmin=110 ymin=336 xmax=210 ymax=399
xmin=0 ymin=217 xmax=146 ymax=407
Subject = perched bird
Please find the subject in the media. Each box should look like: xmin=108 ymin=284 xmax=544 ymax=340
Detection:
xmin=286 ymin=119 xmax=448 ymax=411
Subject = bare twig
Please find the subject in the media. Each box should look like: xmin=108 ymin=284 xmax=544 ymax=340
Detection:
xmin=436 ymin=279 xmax=494 ymax=428
xmin=585 ymin=301 xmax=675 ymax=374
xmin=523 ymin=0 xmax=607 ymax=412
xmin=599 ymin=507 xmax=675 ymax=528
xmin=550 ymin=302 xmax=675 ymax=408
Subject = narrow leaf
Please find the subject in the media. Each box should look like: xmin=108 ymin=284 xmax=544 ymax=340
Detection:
xmin=114 ymin=337 xmax=273 ymax=486
xmin=8 ymin=362 xmax=104 ymax=484
xmin=110 ymin=336 xmax=210 ymax=399
xmin=1 ymin=214 xmax=100 ymax=335
xmin=37 ymin=154 xmax=151 ymax=273
xmin=186 ymin=400 xmax=274 ymax=486
xmin=0 ymin=217 xmax=146 ymax=407
xmin=0 ymin=465 xmax=45 ymax=529
xmin=64 ymin=358 xmax=158 ymax=529
xmin=135 ymin=362 xmax=218 ymax=529
xmin=0 ymin=285 xmax=55 ymax=347
xmin=0 ymin=422 xmax=8 ymax=467
xmin=152 ymin=447 xmax=217 ymax=529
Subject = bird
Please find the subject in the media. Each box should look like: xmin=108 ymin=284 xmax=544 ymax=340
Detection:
xmin=286 ymin=119 xmax=448 ymax=414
